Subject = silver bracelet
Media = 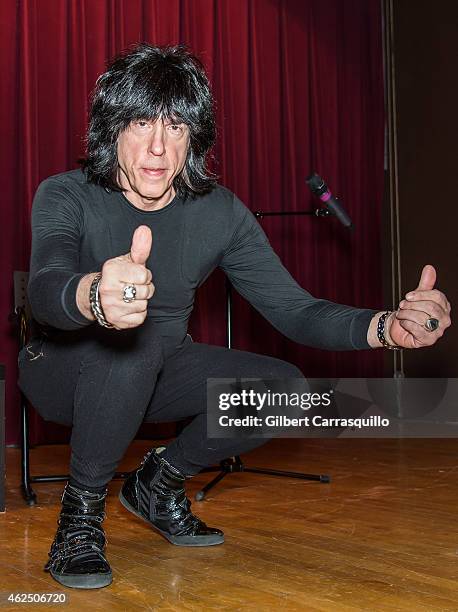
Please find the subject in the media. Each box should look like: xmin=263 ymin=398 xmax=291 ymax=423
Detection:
xmin=89 ymin=273 xmax=114 ymax=329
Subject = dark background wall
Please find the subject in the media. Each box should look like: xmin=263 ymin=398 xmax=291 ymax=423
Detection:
xmin=2 ymin=0 xmax=455 ymax=447
xmin=0 ymin=0 xmax=385 ymax=445
xmin=383 ymin=0 xmax=458 ymax=376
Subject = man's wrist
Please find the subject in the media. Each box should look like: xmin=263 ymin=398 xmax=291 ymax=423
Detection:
xmin=89 ymin=273 xmax=115 ymax=328
xmin=76 ymin=273 xmax=98 ymax=321
xmin=383 ymin=312 xmax=397 ymax=346
xmin=367 ymin=311 xmax=399 ymax=349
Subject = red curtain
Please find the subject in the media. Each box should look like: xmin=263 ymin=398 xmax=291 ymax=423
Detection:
xmin=0 ymin=0 xmax=384 ymax=445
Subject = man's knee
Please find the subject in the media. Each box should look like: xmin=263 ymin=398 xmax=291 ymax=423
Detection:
xmin=276 ymin=359 xmax=304 ymax=379
xmin=258 ymin=356 xmax=304 ymax=380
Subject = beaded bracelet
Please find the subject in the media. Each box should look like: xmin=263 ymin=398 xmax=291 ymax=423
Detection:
xmin=89 ymin=273 xmax=114 ymax=329
xmin=377 ymin=311 xmax=402 ymax=350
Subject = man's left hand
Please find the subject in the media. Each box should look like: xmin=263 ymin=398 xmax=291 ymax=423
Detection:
xmin=386 ymin=264 xmax=451 ymax=349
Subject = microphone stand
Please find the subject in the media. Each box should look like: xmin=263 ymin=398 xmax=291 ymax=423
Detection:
xmin=195 ymin=208 xmax=332 ymax=501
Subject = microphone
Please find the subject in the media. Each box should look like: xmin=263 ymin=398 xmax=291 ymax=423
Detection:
xmin=306 ymin=173 xmax=353 ymax=229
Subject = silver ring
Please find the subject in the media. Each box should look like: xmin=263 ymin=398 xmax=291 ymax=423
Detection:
xmin=424 ymin=317 xmax=439 ymax=332
xmin=122 ymin=284 xmax=137 ymax=303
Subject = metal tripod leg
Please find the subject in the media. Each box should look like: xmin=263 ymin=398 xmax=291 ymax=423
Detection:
xmin=195 ymin=456 xmax=330 ymax=500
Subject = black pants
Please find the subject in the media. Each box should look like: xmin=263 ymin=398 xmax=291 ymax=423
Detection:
xmin=18 ymin=320 xmax=303 ymax=488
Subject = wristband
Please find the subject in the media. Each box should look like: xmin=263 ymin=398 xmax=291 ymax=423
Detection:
xmin=89 ymin=273 xmax=114 ymax=329
xmin=377 ymin=311 xmax=402 ymax=350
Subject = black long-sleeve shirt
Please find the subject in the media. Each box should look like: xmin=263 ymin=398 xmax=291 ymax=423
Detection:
xmin=28 ymin=169 xmax=377 ymax=356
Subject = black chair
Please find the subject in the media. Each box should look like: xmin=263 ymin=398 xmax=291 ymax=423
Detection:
xmin=12 ymin=271 xmax=131 ymax=506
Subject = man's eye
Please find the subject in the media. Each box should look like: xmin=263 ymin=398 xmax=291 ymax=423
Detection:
xmin=135 ymin=120 xmax=149 ymax=128
xmin=168 ymin=124 xmax=184 ymax=133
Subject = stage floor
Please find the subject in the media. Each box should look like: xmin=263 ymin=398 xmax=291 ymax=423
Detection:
xmin=1 ymin=438 xmax=458 ymax=611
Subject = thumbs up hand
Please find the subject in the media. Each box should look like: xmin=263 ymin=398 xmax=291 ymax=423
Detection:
xmin=127 ymin=225 xmax=152 ymax=266
xmin=385 ymin=265 xmax=451 ymax=349
xmin=99 ymin=226 xmax=155 ymax=330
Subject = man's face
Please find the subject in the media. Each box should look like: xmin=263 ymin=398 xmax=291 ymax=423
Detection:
xmin=116 ymin=117 xmax=190 ymax=210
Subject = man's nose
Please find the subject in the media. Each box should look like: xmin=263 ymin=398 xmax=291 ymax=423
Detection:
xmin=148 ymin=125 xmax=166 ymax=155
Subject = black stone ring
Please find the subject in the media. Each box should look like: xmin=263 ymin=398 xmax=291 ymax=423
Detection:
xmin=424 ymin=317 xmax=439 ymax=332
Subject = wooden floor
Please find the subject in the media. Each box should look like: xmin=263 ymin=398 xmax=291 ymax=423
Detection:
xmin=1 ymin=438 xmax=458 ymax=611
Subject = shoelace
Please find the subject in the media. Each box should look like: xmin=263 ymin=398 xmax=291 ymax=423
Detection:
xmin=153 ymin=487 xmax=202 ymax=534
xmin=140 ymin=450 xmax=203 ymax=534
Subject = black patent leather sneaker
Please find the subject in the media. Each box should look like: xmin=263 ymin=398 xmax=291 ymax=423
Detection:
xmin=119 ymin=449 xmax=224 ymax=546
xmin=45 ymin=483 xmax=112 ymax=589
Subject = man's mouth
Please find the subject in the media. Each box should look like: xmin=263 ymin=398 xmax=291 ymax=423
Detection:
xmin=141 ymin=167 xmax=166 ymax=177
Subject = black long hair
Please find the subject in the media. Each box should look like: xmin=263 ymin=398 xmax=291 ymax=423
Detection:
xmin=83 ymin=44 xmax=217 ymax=196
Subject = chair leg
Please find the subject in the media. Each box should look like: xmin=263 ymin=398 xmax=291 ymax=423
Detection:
xmin=21 ymin=393 xmax=36 ymax=506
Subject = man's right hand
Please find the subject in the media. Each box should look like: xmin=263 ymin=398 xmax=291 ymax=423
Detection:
xmin=98 ymin=225 xmax=155 ymax=329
